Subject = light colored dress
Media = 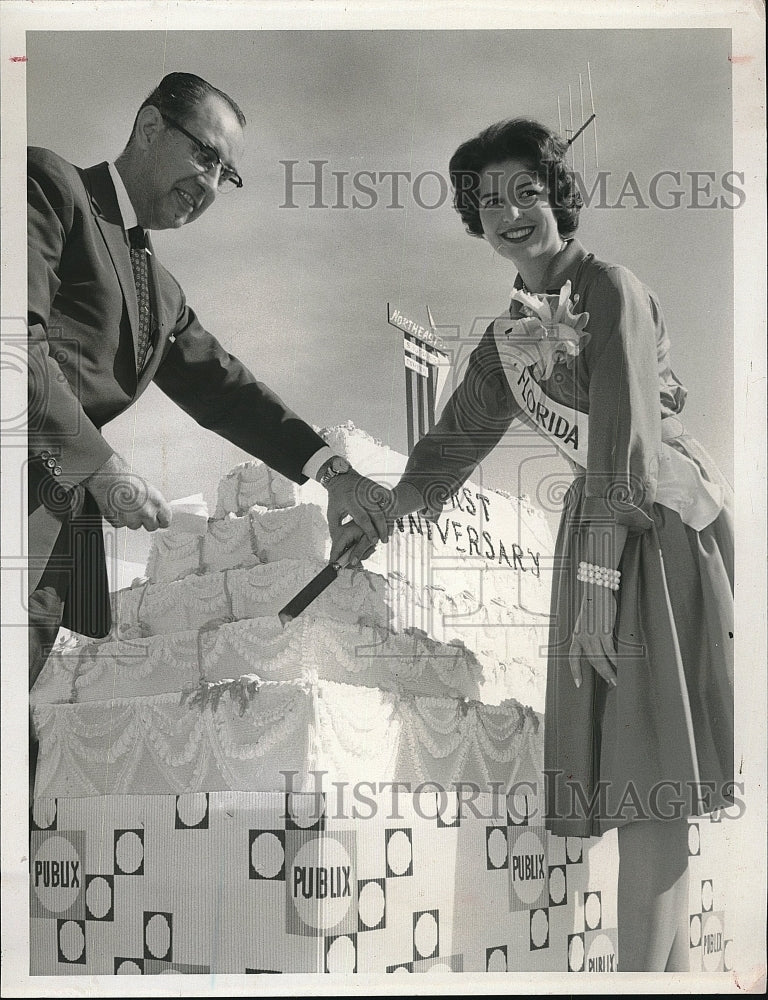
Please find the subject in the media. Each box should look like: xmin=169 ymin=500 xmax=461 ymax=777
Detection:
xmin=400 ymin=238 xmax=734 ymax=836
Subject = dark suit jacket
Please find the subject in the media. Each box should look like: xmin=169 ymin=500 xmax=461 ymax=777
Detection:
xmin=28 ymin=147 xmax=327 ymax=636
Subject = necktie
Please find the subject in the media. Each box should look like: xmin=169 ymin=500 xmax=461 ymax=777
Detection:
xmin=128 ymin=226 xmax=153 ymax=372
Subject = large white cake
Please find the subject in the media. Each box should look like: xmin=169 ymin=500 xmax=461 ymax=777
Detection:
xmin=31 ymin=424 xmax=553 ymax=798
xmin=28 ymin=428 xmax=737 ymax=979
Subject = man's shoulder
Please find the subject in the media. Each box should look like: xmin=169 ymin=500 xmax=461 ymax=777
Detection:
xmin=27 ymin=146 xmax=90 ymax=202
xmin=28 ymin=146 xmax=79 ymax=180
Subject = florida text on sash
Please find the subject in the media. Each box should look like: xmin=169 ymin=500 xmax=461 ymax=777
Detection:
xmin=491 ymin=317 xmax=723 ymax=531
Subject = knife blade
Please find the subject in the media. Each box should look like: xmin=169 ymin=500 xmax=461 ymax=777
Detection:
xmin=278 ymin=548 xmax=354 ymax=625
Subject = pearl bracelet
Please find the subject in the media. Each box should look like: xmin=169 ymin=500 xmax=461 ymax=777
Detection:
xmin=577 ymin=560 xmax=621 ymax=591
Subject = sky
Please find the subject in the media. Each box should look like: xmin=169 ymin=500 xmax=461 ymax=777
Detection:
xmin=22 ymin=26 xmax=737 ymax=571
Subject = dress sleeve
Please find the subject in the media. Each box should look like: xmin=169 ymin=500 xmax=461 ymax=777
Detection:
xmin=581 ymin=265 xmax=663 ymax=531
xmin=398 ymin=321 xmax=521 ymax=518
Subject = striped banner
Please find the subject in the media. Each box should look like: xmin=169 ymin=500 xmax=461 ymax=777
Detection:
xmin=404 ymin=353 xmax=429 ymax=378
xmin=389 ymin=303 xmax=450 ymax=450
xmin=404 ymin=338 xmax=442 ymax=367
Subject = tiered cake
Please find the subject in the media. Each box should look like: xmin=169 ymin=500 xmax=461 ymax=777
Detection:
xmin=31 ymin=424 xmax=553 ymax=798
xmin=28 ymin=426 xmax=737 ymax=978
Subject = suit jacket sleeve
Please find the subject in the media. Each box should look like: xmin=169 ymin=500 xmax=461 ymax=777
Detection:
xmin=398 ymin=320 xmax=521 ymax=517
xmin=152 ymin=279 xmax=328 ymax=484
xmin=27 ymin=150 xmax=115 ymax=494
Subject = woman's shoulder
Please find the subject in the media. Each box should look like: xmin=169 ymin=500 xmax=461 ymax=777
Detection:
xmin=581 ymin=252 xmax=645 ymax=289
xmin=578 ymin=252 xmax=659 ymax=312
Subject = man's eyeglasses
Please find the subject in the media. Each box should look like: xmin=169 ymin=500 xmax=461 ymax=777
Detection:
xmin=162 ymin=114 xmax=243 ymax=192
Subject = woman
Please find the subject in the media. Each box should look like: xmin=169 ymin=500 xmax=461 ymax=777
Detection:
xmin=343 ymin=118 xmax=734 ymax=972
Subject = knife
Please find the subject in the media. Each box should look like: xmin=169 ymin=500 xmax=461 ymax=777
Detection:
xmin=278 ymin=547 xmax=355 ymax=625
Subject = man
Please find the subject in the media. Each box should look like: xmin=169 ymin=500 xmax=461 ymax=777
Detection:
xmin=27 ymin=72 xmax=388 ymax=690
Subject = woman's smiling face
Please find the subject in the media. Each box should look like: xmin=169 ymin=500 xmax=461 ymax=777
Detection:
xmin=478 ymin=159 xmax=562 ymax=266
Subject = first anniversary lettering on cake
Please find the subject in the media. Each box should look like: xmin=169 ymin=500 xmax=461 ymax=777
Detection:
xmin=278 ymin=481 xmax=542 ymax=623
xmin=393 ymin=502 xmax=541 ymax=577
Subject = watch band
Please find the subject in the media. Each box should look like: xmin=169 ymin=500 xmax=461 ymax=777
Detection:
xmin=318 ymin=455 xmax=351 ymax=487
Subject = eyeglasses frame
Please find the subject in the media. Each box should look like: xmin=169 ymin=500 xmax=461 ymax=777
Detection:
xmin=161 ymin=113 xmax=243 ymax=191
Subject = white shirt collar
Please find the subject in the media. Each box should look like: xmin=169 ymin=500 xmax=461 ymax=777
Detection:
xmin=107 ymin=162 xmax=139 ymax=232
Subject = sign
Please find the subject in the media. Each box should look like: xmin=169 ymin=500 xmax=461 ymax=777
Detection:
xmin=404 ymin=353 xmax=429 ymax=378
xmin=387 ymin=304 xmax=447 ymax=352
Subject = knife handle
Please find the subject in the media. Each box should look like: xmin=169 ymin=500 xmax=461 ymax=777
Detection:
xmin=331 ymin=545 xmax=356 ymax=572
xmin=278 ymin=562 xmax=339 ymax=625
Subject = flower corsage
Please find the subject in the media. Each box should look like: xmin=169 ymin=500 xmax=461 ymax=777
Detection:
xmin=497 ymin=280 xmax=590 ymax=381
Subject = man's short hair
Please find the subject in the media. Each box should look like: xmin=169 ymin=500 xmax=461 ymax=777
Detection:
xmin=127 ymin=71 xmax=246 ymax=145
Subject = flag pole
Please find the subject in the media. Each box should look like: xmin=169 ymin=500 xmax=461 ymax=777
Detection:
xmin=405 ymin=343 xmax=415 ymax=453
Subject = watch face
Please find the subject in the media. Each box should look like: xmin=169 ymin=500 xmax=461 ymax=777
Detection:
xmin=321 ymin=456 xmax=350 ymax=484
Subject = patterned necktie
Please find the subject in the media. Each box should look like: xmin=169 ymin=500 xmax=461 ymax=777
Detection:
xmin=128 ymin=226 xmax=153 ymax=372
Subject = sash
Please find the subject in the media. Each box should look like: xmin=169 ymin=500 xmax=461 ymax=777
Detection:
xmin=493 ymin=318 xmax=724 ymax=531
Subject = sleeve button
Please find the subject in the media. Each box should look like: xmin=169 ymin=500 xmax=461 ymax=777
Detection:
xmin=46 ymin=458 xmax=56 ymax=469
xmin=41 ymin=451 xmax=50 ymax=460
xmin=53 ymin=468 xmax=62 ymax=476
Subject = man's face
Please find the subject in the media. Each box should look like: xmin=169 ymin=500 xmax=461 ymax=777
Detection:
xmin=137 ymin=94 xmax=245 ymax=230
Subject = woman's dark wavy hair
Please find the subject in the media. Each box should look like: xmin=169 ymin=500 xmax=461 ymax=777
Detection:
xmin=449 ymin=118 xmax=582 ymax=238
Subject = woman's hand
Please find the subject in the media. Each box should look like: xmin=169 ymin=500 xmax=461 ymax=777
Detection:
xmin=330 ymin=481 xmax=425 ymax=567
xmin=568 ymin=585 xmax=618 ymax=688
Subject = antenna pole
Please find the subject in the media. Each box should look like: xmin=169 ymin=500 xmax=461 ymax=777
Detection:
xmin=587 ymin=61 xmax=599 ymax=172
xmin=579 ymin=73 xmax=586 ymax=181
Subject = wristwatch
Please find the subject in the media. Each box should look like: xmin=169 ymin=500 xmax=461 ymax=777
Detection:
xmin=318 ymin=455 xmax=351 ymax=488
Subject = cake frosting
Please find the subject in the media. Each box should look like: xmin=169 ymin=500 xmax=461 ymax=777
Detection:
xmin=32 ymin=677 xmax=541 ymax=796
xmin=203 ymin=422 xmax=550 ymax=616
xmin=33 ymin=613 xmax=488 ymax=706
xmin=146 ymin=503 xmax=329 ymax=583
xmin=31 ymin=423 xmax=553 ymax=798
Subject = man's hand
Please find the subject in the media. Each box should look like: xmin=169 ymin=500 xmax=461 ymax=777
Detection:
xmin=329 ymin=480 xmax=425 ymax=566
xmin=84 ymin=453 xmax=173 ymax=532
xmin=325 ymin=470 xmax=392 ymax=563
xmin=332 ymin=521 xmax=378 ymax=567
